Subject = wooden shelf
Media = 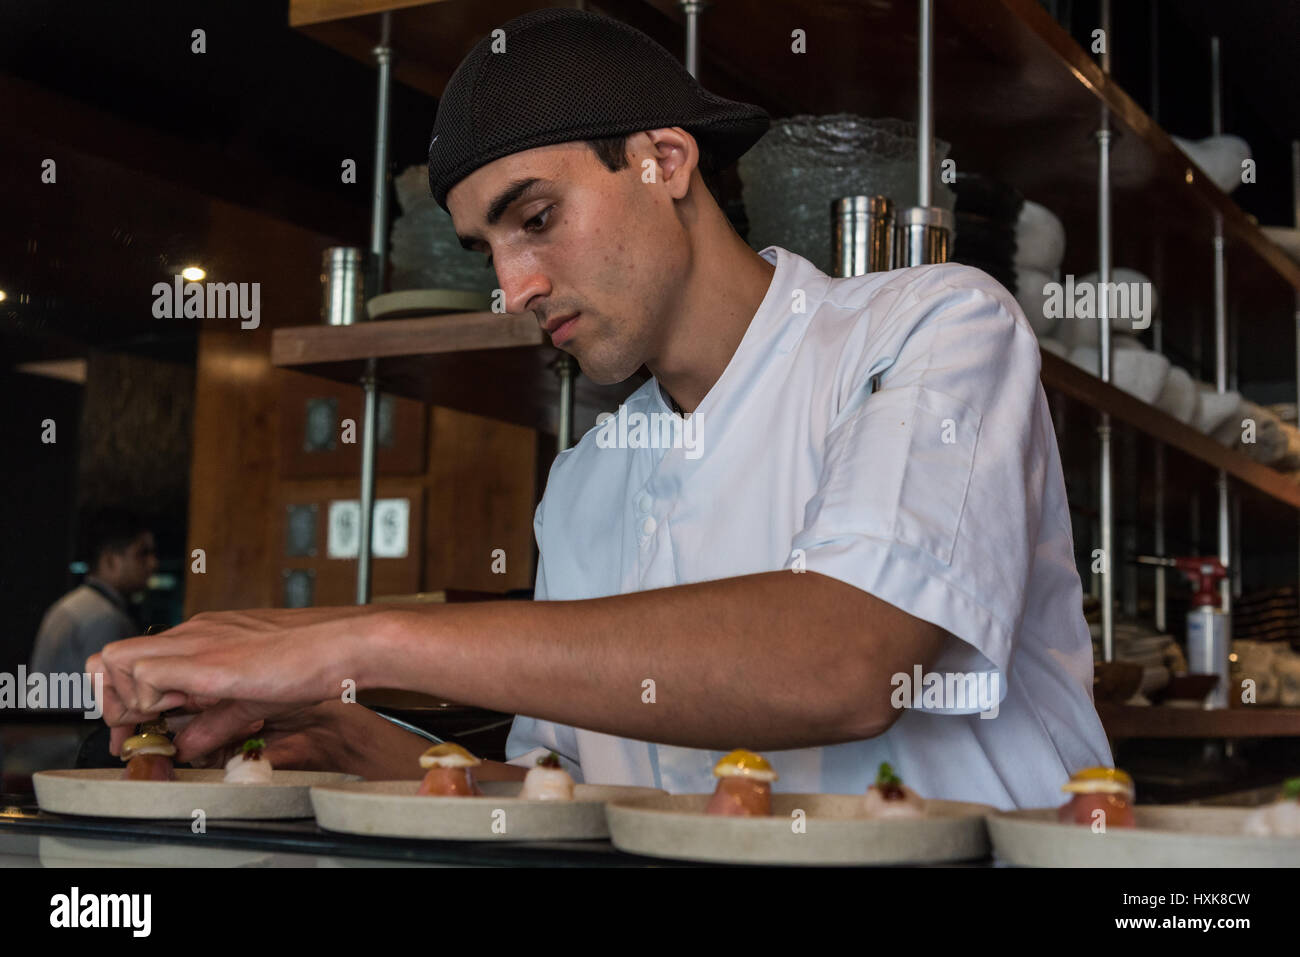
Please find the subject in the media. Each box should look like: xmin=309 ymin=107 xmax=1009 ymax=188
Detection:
xmin=270 ymin=312 xmax=642 ymax=436
xmin=287 ymin=0 xmax=1300 ymax=360
xmin=280 ymin=0 xmax=1300 ymax=506
xmin=1098 ymin=703 xmax=1300 ymax=740
xmin=270 ymin=316 xmax=1300 ymax=512
xmin=1040 ymin=350 xmax=1300 ymax=511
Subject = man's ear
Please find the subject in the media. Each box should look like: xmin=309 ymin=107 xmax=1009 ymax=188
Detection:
xmin=642 ymin=128 xmax=698 ymax=200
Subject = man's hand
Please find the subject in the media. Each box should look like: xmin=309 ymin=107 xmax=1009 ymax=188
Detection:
xmin=164 ymin=699 xmax=526 ymax=782
xmin=173 ymin=700 xmax=401 ymax=777
xmin=88 ymin=605 xmax=396 ymax=751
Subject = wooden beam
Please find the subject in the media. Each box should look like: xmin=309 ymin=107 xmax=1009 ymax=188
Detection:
xmin=289 ymin=0 xmax=452 ymax=27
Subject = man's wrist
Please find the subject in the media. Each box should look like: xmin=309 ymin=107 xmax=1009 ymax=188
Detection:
xmin=343 ymin=607 xmax=407 ymax=691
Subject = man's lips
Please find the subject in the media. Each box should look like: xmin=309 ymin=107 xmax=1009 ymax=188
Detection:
xmin=544 ymin=313 xmax=580 ymax=345
xmin=543 ymin=312 xmax=579 ymax=334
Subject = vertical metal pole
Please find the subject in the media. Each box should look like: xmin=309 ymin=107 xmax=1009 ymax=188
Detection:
xmin=917 ymin=0 xmax=933 ymax=210
xmin=1293 ymin=139 xmax=1300 ymax=599
xmin=1153 ymin=436 xmax=1167 ymax=632
xmin=556 ymin=357 xmax=576 ymax=452
xmin=1152 ymin=257 xmax=1167 ymax=630
xmin=1122 ymin=431 xmax=1138 ymax=618
xmin=680 ymin=1 xmax=705 ymax=78
xmin=1149 ymin=0 xmax=1167 ymax=634
xmin=357 ymin=12 xmax=394 ymax=604
xmin=1096 ymin=0 xmax=1114 ymax=662
xmin=1212 ymin=34 xmax=1230 ymax=622
xmin=1214 ymin=227 xmax=1230 ymax=618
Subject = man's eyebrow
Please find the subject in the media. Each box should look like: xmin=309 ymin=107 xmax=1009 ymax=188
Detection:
xmin=455 ymin=177 xmax=550 ymax=251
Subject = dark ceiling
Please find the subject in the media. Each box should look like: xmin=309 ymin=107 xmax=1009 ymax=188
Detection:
xmin=0 ymin=0 xmax=438 ymax=365
xmin=0 ymin=0 xmax=1296 ymax=368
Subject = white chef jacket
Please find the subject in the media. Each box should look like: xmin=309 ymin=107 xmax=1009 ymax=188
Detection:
xmin=506 ymin=244 xmax=1112 ymax=810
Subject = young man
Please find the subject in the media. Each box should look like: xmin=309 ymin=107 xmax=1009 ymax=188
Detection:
xmin=91 ymin=9 xmax=1110 ymax=808
xmin=32 ymin=507 xmax=155 ymax=676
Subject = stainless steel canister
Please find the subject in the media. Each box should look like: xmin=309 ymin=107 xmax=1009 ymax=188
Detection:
xmin=897 ymin=205 xmax=955 ymax=266
xmin=321 ymin=247 xmax=367 ymax=325
xmin=832 ymin=195 xmax=896 ymax=276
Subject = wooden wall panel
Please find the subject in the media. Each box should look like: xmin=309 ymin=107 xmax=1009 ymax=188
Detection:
xmin=424 ymin=406 xmax=537 ymax=593
xmin=184 ymin=325 xmax=281 ymax=615
xmin=184 ymin=201 xmax=539 ymax=615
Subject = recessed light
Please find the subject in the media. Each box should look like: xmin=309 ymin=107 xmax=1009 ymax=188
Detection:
xmin=181 ymin=266 xmax=206 ymax=281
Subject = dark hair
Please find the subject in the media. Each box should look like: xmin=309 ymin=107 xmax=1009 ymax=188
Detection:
xmin=584 ymin=132 xmax=723 ymax=201
xmin=83 ymin=507 xmax=149 ymax=569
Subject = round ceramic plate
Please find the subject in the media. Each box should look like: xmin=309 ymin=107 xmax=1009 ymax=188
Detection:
xmin=37 ymin=835 xmax=275 ymax=868
xmin=33 ymin=768 xmax=357 ymax=820
xmin=604 ymin=793 xmax=993 ymax=865
xmin=365 ymin=288 xmax=492 ymax=319
xmin=310 ymin=780 xmax=665 ymax=841
xmin=988 ymin=806 xmax=1300 ymax=867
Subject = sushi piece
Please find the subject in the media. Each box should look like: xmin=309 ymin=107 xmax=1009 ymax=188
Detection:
xmin=120 ymin=719 xmax=176 ymax=781
xmin=1057 ymin=766 xmax=1136 ymax=829
xmin=223 ymin=738 xmax=273 ymax=784
xmin=863 ymin=762 xmax=926 ymax=819
xmin=519 ymin=751 xmax=575 ymax=801
xmin=705 ymin=749 xmax=777 ymax=816
xmin=416 ymin=742 xmax=483 ymax=796
xmin=1243 ymin=777 xmax=1300 ymax=837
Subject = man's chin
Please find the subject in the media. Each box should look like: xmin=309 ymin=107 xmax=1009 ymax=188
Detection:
xmin=572 ymin=353 xmax=642 ymax=387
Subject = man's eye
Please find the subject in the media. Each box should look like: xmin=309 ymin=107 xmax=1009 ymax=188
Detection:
xmin=525 ymin=206 xmax=554 ymax=232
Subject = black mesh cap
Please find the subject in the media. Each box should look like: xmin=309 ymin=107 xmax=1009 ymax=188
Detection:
xmin=427 ymin=7 xmax=770 ymax=211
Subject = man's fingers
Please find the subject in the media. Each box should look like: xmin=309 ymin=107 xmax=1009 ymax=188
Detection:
xmin=172 ymin=701 xmax=272 ymax=762
xmin=109 ymin=725 xmax=132 ymax=756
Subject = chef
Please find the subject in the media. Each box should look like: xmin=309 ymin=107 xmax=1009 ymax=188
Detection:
xmin=91 ymin=8 xmax=1112 ymax=809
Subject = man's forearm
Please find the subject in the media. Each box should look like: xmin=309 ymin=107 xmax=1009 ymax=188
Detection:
xmin=368 ymin=571 xmax=942 ymax=752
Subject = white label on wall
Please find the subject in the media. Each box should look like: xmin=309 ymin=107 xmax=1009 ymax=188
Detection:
xmin=328 ymin=501 xmax=361 ymax=558
xmin=372 ymin=498 xmax=409 ymax=558
xmin=327 ymin=498 xmax=409 ymax=559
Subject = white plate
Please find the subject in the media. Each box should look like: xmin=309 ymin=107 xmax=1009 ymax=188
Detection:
xmin=605 ymin=792 xmax=992 ymax=865
xmin=33 ymin=768 xmax=357 ymax=820
xmin=37 ymin=835 xmax=275 ymax=868
xmin=365 ymin=288 xmax=492 ymax=320
xmin=988 ymin=806 xmax=1300 ymax=867
xmin=310 ymin=780 xmax=665 ymax=841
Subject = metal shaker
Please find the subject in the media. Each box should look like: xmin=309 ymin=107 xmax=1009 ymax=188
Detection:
xmin=832 ymin=195 xmax=896 ymax=276
xmin=321 ymin=247 xmax=366 ymax=326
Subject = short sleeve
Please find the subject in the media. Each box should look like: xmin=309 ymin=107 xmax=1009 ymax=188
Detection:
xmin=790 ymin=265 xmax=1046 ymax=713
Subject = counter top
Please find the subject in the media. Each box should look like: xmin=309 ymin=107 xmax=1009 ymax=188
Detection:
xmin=0 ymin=794 xmax=994 ymax=868
xmin=0 ymin=794 xmax=679 ymax=867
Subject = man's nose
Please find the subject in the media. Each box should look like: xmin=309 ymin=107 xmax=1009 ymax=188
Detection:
xmin=496 ymin=261 xmax=551 ymax=316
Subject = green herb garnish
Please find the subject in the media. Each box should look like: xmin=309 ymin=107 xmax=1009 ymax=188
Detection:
xmin=538 ymin=751 xmax=563 ymax=769
xmin=242 ymin=738 xmax=266 ymax=753
xmin=876 ymin=761 xmax=901 ymax=788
